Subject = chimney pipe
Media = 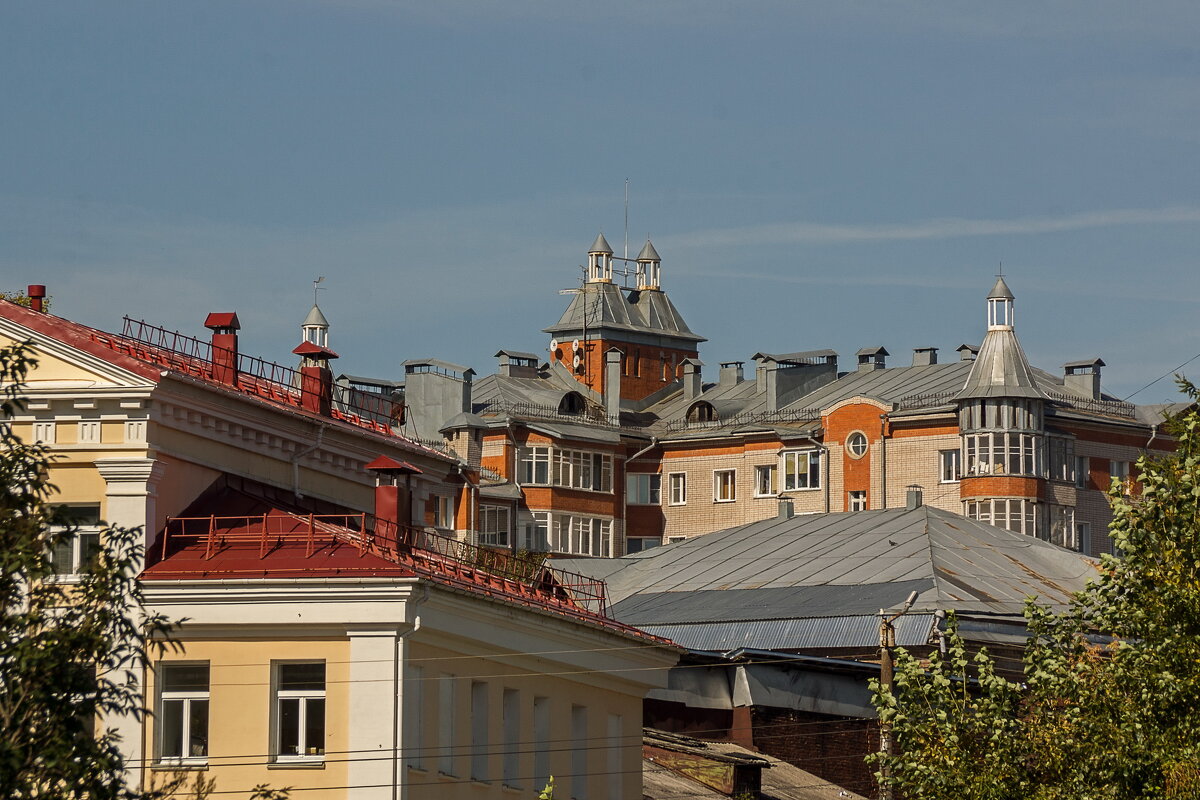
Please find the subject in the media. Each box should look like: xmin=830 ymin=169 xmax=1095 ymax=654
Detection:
xmin=719 ymin=361 xmax=744 ymax=387
xmin=204 ymin=312 xmax=241 ymax=387
xmin=912 ymin=347 xmax=938 ymax=366
xmin=293 ymin=341 xmax=339 ymax=416
xmin=778 ymin=497 xmax=795 ymax=519
xmin=605 ymin=349 xmax=622 ymax=422
xmin=682 ymin=359 xmax=703 ymax=400
xmin=365 ymin=456 xmax=422 ymax=543
xmin=905 ymin=484 xmax=924 ymax=511
xmin=26 ymin=285 xmax=46 ymax=313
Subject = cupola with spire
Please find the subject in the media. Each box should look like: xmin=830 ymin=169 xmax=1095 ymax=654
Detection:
xmin=302 ymin=304 xmax=330 ymax=349
xmin=635 ymin=239 xmax=661 ymax=290
xmin=587 ymin=233 xmax=614 ymax=283
xmin=954 ymin=275 xmax=1047 ymax=538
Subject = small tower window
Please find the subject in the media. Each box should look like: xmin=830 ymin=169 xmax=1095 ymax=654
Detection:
xmin=687 ymin=401 xmax=717 ymax=423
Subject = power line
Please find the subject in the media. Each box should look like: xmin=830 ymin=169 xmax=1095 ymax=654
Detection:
xmin=1122 ymin=352 xmax=1200 ymax=402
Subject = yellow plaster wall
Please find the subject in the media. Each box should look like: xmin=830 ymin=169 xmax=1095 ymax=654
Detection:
xmin=405 ymin=639 xmax=644 ymax=800
xmin=44 ymin=463 xmax=111 ymax=517
xmin=152 ymin=454 xmax=222 ymax=533
xmin=146 ymin=638 xmax=350 ymax=799
xmin=0 ymin=332 xmax=125 ymax=385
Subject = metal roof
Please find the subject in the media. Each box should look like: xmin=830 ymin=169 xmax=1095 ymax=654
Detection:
xmin=544 ymin=281 xmax=705 ymax=342
xmin=955 ymin=327 xmax=1046 ymax=401
xmin=589 ymin=232 xmax=613 ymax=254
xmin=569 ymin=507 xmax=1095 ymax=639
xmin=1064 ymin=357 xmax=1106 ymax=369
xmin=302 ymin=304 xmax=329 ymax=328
xmin=637 ymin=239 xmax=661 ymax=262
xmin=988 ymin=275 xmax=1015 ymax=300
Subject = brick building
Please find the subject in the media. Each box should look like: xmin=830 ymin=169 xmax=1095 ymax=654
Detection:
xmin=392 ymin=238 xmax=1184 ymax=560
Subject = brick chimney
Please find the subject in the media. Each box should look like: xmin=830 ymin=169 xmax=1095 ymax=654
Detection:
xmin=292 ymin=341 xmax=339 ymax=416
xmin=26 ymin=285 xmax=46 ymax=313
xmin=204 ymin=313 xmax=241 ymax=386
xmin=365 ymin=455 xmax=422 ymax=541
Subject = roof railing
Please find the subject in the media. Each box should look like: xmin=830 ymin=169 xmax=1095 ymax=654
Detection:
xmin=664 ymin=407 xmax=822 ymax=432
xmin=159 ymin=512 xmax=610 ymax=618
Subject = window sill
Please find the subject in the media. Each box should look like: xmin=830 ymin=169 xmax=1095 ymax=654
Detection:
xmin=471 ymin=778 xmax=493 ymax=788
xmin=151 ymin=762 xmax=208 ymax=771
xmin=753 ymin=493 xmax=777 ymax=499
xmin=713 ymin=499 xmax=736 ymax=504
xmin=939 ymin=479 xmax=960 ymax=485
xmin=407 ymin=766 xmax=430 ymax=775
xmin=501 ymin=783 xmax=525 ymax=794
xmin=783 ymin=487 xmax=821 ymax=492
xmin=269 ymin=760 xmax=325 ymax=770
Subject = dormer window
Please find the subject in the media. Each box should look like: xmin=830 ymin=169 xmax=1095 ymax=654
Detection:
xmin=558 ymin=392 xmax=585 ymax=415
xmin=687 ymin=401 xmax=717 ymax=423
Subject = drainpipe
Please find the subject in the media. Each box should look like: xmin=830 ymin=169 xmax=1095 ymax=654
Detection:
xmin=879 ymin=413 xmax=891 ymax=510
xmin=291 ymin=423 xmax=327 ymax=500
xmin=623 ymin=437 xmax=660 ymax=551
xmin=1145 ymin=423 xmax=1157 ymax=451
xmin=804 ymin=434 xmax=830 ymax=513
xmin=393 ymin=585 xmax=428 ymax=800
xmin=457 ymin=463 xmax=480 ymax=547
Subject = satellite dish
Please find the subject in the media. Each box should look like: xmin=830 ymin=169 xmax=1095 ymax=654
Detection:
xmin=571 ymin=339 xmax=581 ymax=353
xmin=549 ymin=338 xmax=559 ymax=352
xmin=572 ymin=355 xmax=582 ymax=369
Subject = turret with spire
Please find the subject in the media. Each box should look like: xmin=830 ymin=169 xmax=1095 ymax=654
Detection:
xmin=954 ymin=276 xmax=1047 ymax=538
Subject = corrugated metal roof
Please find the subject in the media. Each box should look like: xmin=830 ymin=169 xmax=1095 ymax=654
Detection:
xmin=578 ymin=506 xmax=1095 ymax=639
xmin=637 ymin=614 xmax=935 ymax=651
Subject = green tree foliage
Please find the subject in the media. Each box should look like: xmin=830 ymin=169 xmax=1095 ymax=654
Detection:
xmin=871 ymin=379 xmax=1200 ymax=799
xmin=0 ymin=341 xmax=176 ymax=798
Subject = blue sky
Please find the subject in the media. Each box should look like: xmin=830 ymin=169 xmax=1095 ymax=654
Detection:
xmin=3 ymin=1 xmax=1199 ymax=402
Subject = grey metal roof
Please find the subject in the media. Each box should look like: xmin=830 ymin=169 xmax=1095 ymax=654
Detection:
xmin=638 ymin=613 xmax=936 ymax=652
xmin=573 ymin=507 xmax=1095 ymax=636
xmin=403 ymin=357 xmax=473 ymax=375
xmin=752 ymin=350 xmax=838 ymax=364
xmin=302 ymin=304 xmax=329 ymax=328
xmin=589 ymin=232 xmax=613 ymax=254
xmin=988 ymin=275 xmax=1015 ymax=300
xmin=438 ymin=411 xmax=487 ymax=432
xmin=543 ymin=281 xmax=705 ymax=343
xmin=494 ymin=349 xmax=540 ymax=362
xmin=637 ymin=239 xmax=661 ymax=262
xmin=855 ymin=346 xmax=889 ymax=357
xmin=1064 ymin=357 xmax=1106 ymax=369
xmin=955 ymin=327 xmax=1046 ymax=401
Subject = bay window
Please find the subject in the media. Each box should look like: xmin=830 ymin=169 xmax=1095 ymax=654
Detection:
xmin=782 ymin=450 xmax=821 ymax=491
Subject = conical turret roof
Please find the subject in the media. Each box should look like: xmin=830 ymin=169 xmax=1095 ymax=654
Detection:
xmin=303 ymin=304 xmax=329 ymax=328
xmin=636 ymin=239 xmax=661 ymax=262
xmin=589 ymin=232 xmax=613 ymax=255
xmin=988 ymin=276 xmax=1015 ymax=300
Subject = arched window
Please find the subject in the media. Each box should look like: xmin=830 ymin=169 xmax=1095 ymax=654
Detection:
xmin=687 ymin=401 xmax=717 ymax=423
xmin=558 ymin=392 xmax=585 ymax=415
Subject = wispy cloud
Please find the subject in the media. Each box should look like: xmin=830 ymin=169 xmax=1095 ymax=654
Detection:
xmin=663 ymin=207 xmax=1200 ymax=250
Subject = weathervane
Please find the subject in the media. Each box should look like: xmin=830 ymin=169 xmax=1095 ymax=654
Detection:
xmin=313 ymin=276 xmax=326 ymax=305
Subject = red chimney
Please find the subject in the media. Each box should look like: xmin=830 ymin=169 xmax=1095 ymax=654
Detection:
xmin=204 ymin=312 xmax=241 ymax=386
xmin=292 ymin=341 xmax=339 ymax=416
xmin=365 ymin=455 xmax=422 ymax=544
xmin=26 ymin=285 xmax=46 ymax=313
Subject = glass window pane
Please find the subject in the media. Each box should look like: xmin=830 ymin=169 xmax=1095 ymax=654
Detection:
xmin=78 ymin=532 xmax=101 ymax=569
xmin=161 ymin=699 xmax=184 ymax=758
xmin=279 ymin=697 xmax=300 ymax=755
xmin=305 ymin=698 xmax=326 ymax=755
xmin=162 ymin=663 xmax=209 ymax=692
xmin=50 ymin=537 xmax=74 ymax=574
xmin=279 ymin=663 xmax=325 ymax=691
xmin=188 ymin=699 xmax=209 ymax=757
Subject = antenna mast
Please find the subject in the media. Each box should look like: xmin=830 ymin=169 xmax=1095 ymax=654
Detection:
xmin=624 ymin=178 xmax=629 ymax=260
xmin=313 ymin=276 xmax=326 ymax=305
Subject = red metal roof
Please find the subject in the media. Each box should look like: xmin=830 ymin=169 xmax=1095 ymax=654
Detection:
xmin=142 ymin=508 xmax=667 ymax=642
xmin=292 ymin=341 xmax=340 ymax=359
xmin=203 ymin=312 xmax=241 ymax=330
xmin=364 ymin=455 xmax=423 ymax=473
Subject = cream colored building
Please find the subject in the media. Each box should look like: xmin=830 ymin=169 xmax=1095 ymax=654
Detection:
xmin=0 ymin=296 xmax=677 ymax=798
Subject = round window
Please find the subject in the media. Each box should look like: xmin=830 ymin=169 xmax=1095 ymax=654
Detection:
xmin=847 ymin=431 xmax=869 ymax=458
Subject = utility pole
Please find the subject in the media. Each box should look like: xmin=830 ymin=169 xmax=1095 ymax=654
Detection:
xmin=878 ymin=589 xmax=919 ymax=800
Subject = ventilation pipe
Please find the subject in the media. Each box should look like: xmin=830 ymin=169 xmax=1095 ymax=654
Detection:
xmin=912 ymin=347 xmax=938 ymax=366
xmin=26 ymin=285 xmax=46 ymax=313
xmin=605 ymin=348 xmax=622 ymax=422
xmin=681 ymin=359 xmax=703 ymax=400
xmin=905 ymin=484 xmax=924 ymax=511
xmin=293 ymin=341 xmax=338 ymax=416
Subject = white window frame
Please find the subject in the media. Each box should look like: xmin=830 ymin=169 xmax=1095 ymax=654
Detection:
xmin=626 ymin=473 xmax=661 ymax=505
xmin=519 ymin=446 xmax=550 ymax=486
xmin=49 ymin=504 xmax=102 ymax=579
xmin=781 ymin=450 xmax=821 ymax=491
xmin=713 ymin=469 xmax=736 ymax=503
xmin=157 ymin=662 xmax=210 ymax=765
xmin=273 ymin=661 xmax=326 ymax=763
xmin=1075 ymin=456 xmax=1089 ymax=489
xmin=964 ymin=498 xmax=1039 ymax=537
xmin=668 ymin=472 xmax=687 ymax=506
xmin=549 ymin=514 xmax=613 ymax=557
xmin=848 ymin=490 xmax=867 ymax=512
xmin=522 ymin=511 xmax=550 ymax=551
xmin=434 ymin=495 xmax=454 ymax=529
xmin=846 ymin=431 xmax=868 ymax=458
xmin=754 ymin=464 xmax=776 ymax=497
xmin=479 ymin=504 xmax=510 ymax=547
xmin=939 ymin=450 xmax=961 ymax=483
xmin=1077 ymin=521 xmax=1092 ymax=555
